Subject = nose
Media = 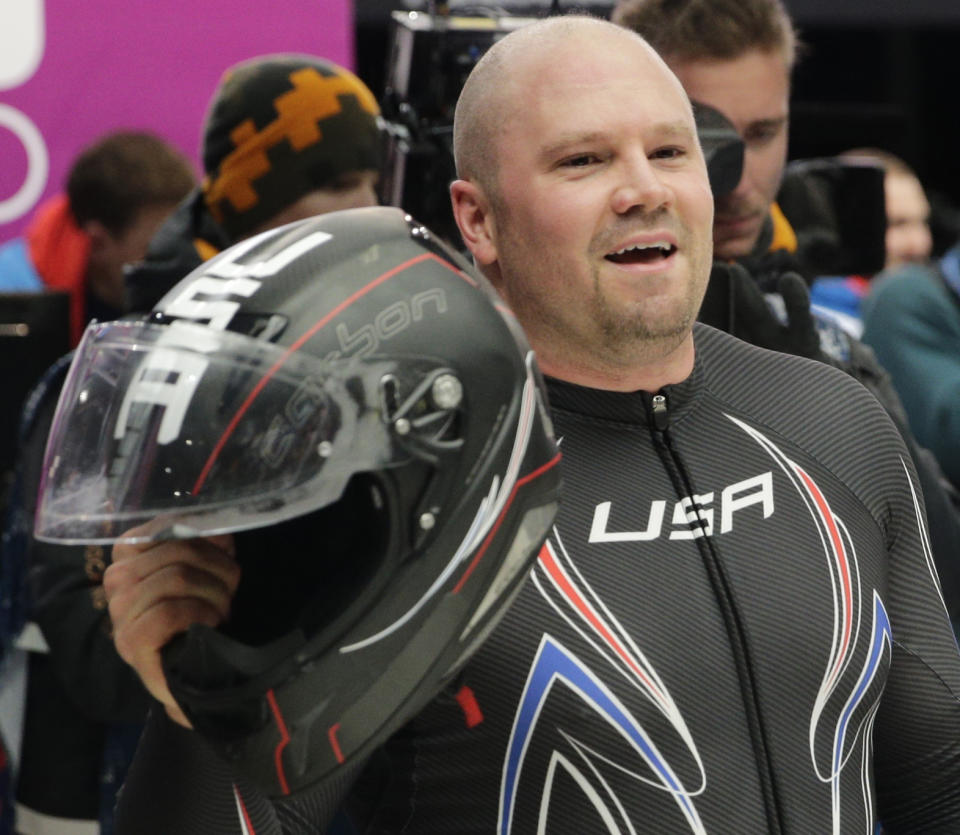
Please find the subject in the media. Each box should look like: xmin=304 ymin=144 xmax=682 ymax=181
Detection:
xmin=610 ymin=152 xmax=671 ymax=215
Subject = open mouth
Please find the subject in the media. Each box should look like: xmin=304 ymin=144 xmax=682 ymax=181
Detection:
xmin=605 ymin=241 xmax=677 ymax=265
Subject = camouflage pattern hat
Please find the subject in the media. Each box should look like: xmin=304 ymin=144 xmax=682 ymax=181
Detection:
xmin=201 ymin=54 xmax=381 ymax=241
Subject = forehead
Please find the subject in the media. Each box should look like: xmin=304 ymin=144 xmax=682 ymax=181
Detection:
xmin=668 ymin=49 xmax=790 ymax=127
xmin=502 ymin=33 xmax=694 ymax=143
xmin=885 ymin=172 xmax=929 ymax=216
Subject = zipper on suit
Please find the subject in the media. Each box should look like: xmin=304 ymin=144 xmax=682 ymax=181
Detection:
xmin=645 ymin=391 xmax=785 ymax=835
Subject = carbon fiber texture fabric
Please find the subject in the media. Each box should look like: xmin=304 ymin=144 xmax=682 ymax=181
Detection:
xmin=114 ymin=323 xmax=960 ymax=833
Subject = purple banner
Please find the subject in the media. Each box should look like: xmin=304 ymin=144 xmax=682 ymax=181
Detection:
xmin=0 ymin=0 xmax=354 ymax=243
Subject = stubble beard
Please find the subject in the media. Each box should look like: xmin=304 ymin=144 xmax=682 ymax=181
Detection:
xmin=492 ymin=206 xmax=706 ymax=373
xmin=592 ymin=272 xmax=696 ymax=366
xmin=588 ymin=217 xmax=705 ymax=366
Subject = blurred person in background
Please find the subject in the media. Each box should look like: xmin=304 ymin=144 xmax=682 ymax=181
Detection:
xmin=124 ymin=53 xmax=382 ymax=312
xmin=861 ymin=235 xmax=960 ymax=493
xmin=1 ymin=54 xmax=382 ymax=835
xmin=810 ymin=148 xmax=933 ymax=335
xmin=0 ymin=131 xmax=196 ymax=347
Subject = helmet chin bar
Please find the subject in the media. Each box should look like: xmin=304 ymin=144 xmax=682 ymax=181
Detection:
xmin=169 ymin=470 xmax=560 ymax=798
xmin=162 ymin=470 xmax=406 ymax=740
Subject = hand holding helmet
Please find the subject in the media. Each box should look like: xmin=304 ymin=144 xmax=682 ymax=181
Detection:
xmin=105 ymin=528 xmax=240 ymax=729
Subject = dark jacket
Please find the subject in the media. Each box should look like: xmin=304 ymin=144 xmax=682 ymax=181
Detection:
xmin=124 ymin=188 xmax=229 ymax=314
xmin=698 ymin=208 xmax=960 ymax=629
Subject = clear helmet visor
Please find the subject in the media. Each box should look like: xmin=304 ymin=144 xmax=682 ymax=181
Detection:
xmin=35 ymin=319 xmax=430 ymax=544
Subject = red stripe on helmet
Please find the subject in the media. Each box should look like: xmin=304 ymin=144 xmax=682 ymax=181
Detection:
xmin=328 ymin=722 xmax=345 ymax=764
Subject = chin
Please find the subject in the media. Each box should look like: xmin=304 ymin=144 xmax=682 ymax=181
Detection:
xmin=713 ymin=235 xmax=757 ymax=261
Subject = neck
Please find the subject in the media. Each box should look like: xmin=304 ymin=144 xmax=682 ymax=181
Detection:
xmin=535 ymin=331 xmax=696 ymax=393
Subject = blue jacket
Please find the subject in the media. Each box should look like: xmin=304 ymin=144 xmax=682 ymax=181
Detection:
xmin=0 ymin=239 xmax=43 ymax=292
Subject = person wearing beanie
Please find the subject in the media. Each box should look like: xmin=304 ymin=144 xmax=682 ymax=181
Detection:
xmin=124 ymin=53 xmax=382 ymax=313
xmin=1 ymin=55 xmax=380 ymax=835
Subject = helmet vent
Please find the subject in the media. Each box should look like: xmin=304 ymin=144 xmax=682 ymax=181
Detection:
xmin=379 ymin=367 xmax=464 ymax=465
xmin=380 ymin=374 xmax=401 ymax=420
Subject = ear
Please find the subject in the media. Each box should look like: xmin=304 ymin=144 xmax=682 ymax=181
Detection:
xmin=450 ymin=179 xmax=498 ymax=267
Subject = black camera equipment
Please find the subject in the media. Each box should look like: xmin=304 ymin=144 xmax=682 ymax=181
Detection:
xmin=777 ymin=157 xmax=887 ymax=278
xmin=692 ymin=100 xmax=745 ymax=198
xmin=380 ymin=9 xmax=534 ymax=244
xmin=690 ymin=97 xmax=886 ymax=279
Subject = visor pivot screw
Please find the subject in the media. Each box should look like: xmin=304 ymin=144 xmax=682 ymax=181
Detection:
xmin=317 ymin=441 xmax=333 ymax=458
xmin=419 ymin=511 xmax=436 ymax=530
xmin=431 ymin=374 xmax=463 ymax=410
xmin=394 ymin=417 xmax=412 ymax=435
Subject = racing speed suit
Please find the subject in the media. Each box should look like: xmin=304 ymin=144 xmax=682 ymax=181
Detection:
xmin=114 ymin=323 xmax=960 ymax=834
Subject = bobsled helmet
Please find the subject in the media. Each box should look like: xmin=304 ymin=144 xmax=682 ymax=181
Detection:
xmin=35 ymin=206 xmax=561 ymax=797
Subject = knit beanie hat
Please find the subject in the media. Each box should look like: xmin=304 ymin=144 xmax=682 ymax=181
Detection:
xmin=201 ymin=54 xmax=381 ymax=241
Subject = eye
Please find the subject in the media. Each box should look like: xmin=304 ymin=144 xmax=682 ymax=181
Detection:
xmin=650 ymin=146 xmax=686 ymax=161
xmin=743 ymin=122 xmax=784 ymax=147
xmin=560 ymin=153 xmax=600 ymax=168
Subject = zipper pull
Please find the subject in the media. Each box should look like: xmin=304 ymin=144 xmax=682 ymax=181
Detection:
xmin=651 ymin=393 xmax=669 ymax=432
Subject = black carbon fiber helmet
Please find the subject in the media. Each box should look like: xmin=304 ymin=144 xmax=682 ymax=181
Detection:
xmin=35 ymin=206 xmax=561 ymax=797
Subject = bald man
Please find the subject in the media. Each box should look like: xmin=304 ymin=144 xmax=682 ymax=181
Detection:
xmin=105 ymin=16 xmax=960 ymax=834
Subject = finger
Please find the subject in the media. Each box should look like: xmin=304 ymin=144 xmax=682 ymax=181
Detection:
xmin=109 ymin=561 xmax=238 ymax=635
xmin=164 ymin=702 xmax=193 ymax=729
xmin=113 ymin=594 xmax=224 ymax=671
xmin=105 ymin=536 xmax=240 ymax=606
xmin=112 ymin=595 xmax=226 ymax=726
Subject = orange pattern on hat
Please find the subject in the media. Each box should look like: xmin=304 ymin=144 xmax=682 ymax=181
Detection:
xmin=205 ymin=67 xmax=379 ymax=219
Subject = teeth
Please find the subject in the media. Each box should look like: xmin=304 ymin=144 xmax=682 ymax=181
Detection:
xmin=611 ymin=241 xmax=673 ymax=255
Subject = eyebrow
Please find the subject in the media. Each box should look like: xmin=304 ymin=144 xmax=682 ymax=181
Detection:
xmin=538 ymin=121 xmax=696 ymax=162
xmin=744 ymin=116 xmax=788 ymax=132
